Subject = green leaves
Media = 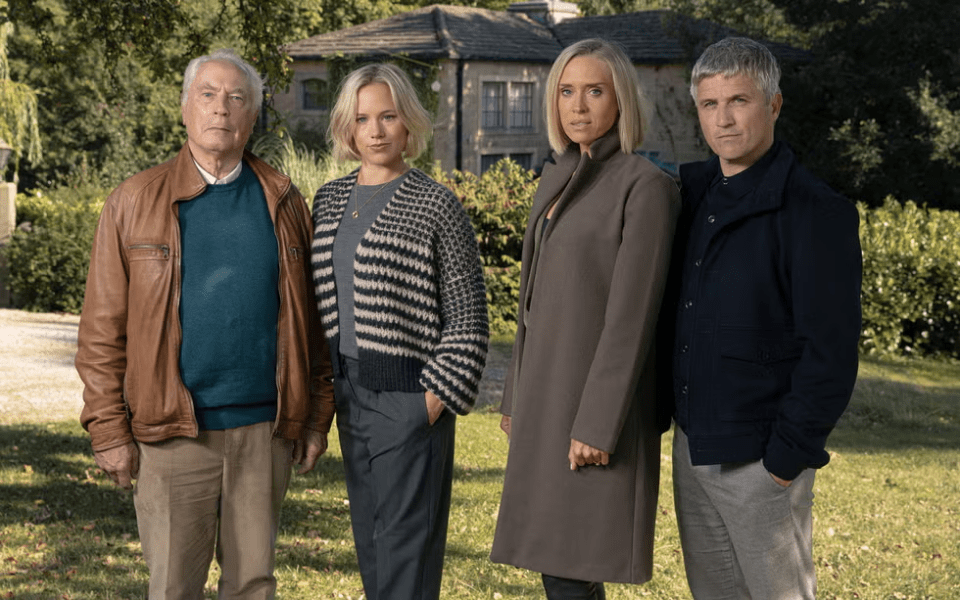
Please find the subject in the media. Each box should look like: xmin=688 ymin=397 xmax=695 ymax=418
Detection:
xmin=3 ymin=185 xmax=106 ymax=313
xmin=858 ymin=198 xmax=960 ymax=358
xmin=431 ymin=158 xmax=537 ymax=337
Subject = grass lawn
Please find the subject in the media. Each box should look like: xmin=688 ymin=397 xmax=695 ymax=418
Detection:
xmin=1 ymin=355 xmax=958 ymax=599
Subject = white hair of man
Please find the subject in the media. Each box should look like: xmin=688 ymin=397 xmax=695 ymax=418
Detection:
xmin=181 ymin=48 xmax=264 ymax=114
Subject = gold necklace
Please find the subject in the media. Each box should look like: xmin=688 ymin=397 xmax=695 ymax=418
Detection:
xmin=352 ymin=180 xmax=390 ymax=219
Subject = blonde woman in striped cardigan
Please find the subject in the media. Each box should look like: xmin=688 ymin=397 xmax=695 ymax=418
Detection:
xmin=310 ymin=63 xmax=488 ymax=600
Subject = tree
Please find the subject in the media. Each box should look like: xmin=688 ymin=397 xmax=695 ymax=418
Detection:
xmin=0 ymin=21 xmax=40 ymax=180
xmin=772 ymin=0 xmax=960 ymax=209
xmin=578 ymin=0 xmax=668 ymax=18
xmin=0 ymin=0 xmax=300 ymax=189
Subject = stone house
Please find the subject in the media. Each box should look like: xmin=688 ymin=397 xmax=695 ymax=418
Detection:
xmin=276 ymin=1 xmax=803 ymax=176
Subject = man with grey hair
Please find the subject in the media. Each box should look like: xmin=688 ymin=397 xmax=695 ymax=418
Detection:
xmin=660 ymin=37 xmax=862 ymax=598
xmin=76 ymin=48 xmax=334 ymax=599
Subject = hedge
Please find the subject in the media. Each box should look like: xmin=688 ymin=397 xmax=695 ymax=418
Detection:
xmin=431 ymin=158 xmax=537 ymax=337
xmin=858 ymin=198 xmax=960 ymax=358
xmin=4 ymin=185 xmax=106 ymax=313
xmin=3 ymin=173 xmax=958 ymax=359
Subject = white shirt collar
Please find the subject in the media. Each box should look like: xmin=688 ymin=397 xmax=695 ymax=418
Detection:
xmin=194 ymin=159 xmax=243 ymax=185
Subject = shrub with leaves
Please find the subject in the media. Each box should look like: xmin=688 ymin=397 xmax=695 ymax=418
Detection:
xmin=432 ymin=158 xmax=538 ymax=337
xmin=4 ymin=186 xmax=106 ymax=313
xmin=858 ymin=198 xmax=960 ymax=358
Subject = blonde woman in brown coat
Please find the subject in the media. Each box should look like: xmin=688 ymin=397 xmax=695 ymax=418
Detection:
xmin=490 ymin=38 xmax=680 ymax=599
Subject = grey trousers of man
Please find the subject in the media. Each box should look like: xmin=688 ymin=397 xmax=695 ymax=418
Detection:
xmin=334 ymin=355 xmax=456 ymax=600
xmin=672 ymin=427 xmax=816 ymax=600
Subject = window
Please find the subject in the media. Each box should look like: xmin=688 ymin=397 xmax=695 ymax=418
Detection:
xmin=509 ymin=83 xmax=534 ymax=129
xmin=509 ymin=153 xmax=532 ymax=171
xmin=481 ymin=153 xmax=505 ymax=173
xmin=482 ymin=82 xmax=506 ymax=129
xmin=302 ymin=78 xmax=328 ymax=111
xmin=481 ymin=80 xmax=535 ymax=131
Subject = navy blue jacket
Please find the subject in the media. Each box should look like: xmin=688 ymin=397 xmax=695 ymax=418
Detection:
xmin=660 ymin=142 xmax=862 ymax=481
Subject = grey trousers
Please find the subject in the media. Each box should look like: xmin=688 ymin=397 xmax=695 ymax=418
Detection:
xmin=334 ymin=356 xmax=456 ymax=600
xmin=672 ymin=427 xmax=816 ymax=600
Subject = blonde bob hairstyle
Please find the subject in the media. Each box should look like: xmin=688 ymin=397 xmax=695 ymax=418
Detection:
xmin=328 ymin=63 xmax=433 ymax=162
xmin=544 ymin=38 xmax=647 ymax=155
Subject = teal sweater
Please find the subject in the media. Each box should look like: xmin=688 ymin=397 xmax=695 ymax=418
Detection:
xmin=178 ymin=164 xmax=280 ymax=430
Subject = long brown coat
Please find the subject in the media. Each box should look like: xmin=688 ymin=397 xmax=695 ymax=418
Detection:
xmin=490 ymin=130 xmax=680 ymax=584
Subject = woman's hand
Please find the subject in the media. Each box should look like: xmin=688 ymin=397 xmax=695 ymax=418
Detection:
xmin=500 ymin=415 xmax=511 ymax=439
xmin=425 ymin=390 xmax=445 ymax=425
xmin=568 ymin=438 xmax=610 ymax=471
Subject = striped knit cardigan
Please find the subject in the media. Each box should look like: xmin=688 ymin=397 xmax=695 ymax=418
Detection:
xmin=311 ymin=168 xmax=489 ymax=415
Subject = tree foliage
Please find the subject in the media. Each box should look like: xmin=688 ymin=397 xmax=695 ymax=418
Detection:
xmin=0 ymin=0 xmax=299 ymax=189
xmin=0 ymin=21 xmax=40 ymax=178
xmin=774 ymin=0 xmax=960 ymax=210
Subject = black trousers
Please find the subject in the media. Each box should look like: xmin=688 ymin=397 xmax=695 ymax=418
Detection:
xmin=542 ymin=573 xmax=606 ymax=600
xmin=334 ymin=355 xmax=456 ymax=600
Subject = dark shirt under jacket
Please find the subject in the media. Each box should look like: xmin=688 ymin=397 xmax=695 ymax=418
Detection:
xmin=663 ymin=141 xmax=862 ymax=481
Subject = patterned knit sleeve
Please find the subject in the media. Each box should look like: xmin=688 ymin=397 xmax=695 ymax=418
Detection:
xmin=419 ymin=184 xmax=490 ymax=415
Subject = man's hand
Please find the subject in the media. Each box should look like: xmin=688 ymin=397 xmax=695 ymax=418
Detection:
xmin=568 ymin=438 xmax=610 ymax=471
xmin=94 ymin=442 xmax=140 ymax=490
xmin=425 ymin=390 xmax=445 ymax=425
xmin=770 ymin=472 xmax=793 ymax=488
xmin=500 ymin=415 xmax=511 ymax=439
xmin=293 ymin=429 xmax=328 ymax=475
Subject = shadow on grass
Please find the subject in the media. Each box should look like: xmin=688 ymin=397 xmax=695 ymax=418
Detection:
xmin=831 ymin=375 xmax=960 ymax=452
xmin=0 ymin=422 xmax=147 ymax=599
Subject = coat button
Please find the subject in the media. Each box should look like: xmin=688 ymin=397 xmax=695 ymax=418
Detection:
xmin=707 ymin=215 xmax=716 ymax=223
xmin=684 ymin=300 xmax=694 ymax=309
xmin=694 ymin=259 xmax=702 ymax=267
xmin=681 ymin=385 xmax=689 ymax=394
xmin=680 ymin=344 xmax=689 ymax=353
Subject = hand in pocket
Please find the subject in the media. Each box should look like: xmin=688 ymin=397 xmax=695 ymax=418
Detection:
xmin=424 ymin=390 xmax=445 ymax=425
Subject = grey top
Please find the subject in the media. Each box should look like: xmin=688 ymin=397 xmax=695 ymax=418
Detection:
xmin=332 ymin=173 xmax=407 ymax=358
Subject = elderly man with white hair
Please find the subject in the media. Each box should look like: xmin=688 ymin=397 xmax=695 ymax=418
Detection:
xmin=76 ymin=49 xmax=334 ymax=599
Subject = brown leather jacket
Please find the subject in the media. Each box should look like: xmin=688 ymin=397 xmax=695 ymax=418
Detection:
xmin=76 ymin=144 xmax=334 ymax=452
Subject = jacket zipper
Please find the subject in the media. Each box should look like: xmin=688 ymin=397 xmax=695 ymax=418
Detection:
xmin=273 ymin=181 xmax=293 ymax=433
xmin=127 ymin=243 xmax=170 ymax=259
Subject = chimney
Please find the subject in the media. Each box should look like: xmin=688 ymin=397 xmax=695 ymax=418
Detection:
xmin=507 ymin=0 xmax=580 ymax=25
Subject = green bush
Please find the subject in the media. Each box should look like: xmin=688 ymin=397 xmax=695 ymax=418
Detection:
xmin=432 ymin=159 xmax=538 ymax=337
xmin=4 ymin=185 xmax=107 ymax=313
xmin=858 ymin=198 xmax=960 ymax=358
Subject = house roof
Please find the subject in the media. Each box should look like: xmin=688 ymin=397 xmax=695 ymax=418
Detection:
xmin=284 ymin=4 xmax=809 ymax=65
xmin=553 ymin=11 xmax=692 ymax=64
xmin=284 ymin=4 xmax=563 ymax=62
xmin=554 ymin=10 xmax=810 ymax=64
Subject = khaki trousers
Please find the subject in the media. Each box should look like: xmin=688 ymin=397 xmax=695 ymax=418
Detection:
xmin=134 ymin=421 xmax=293 ymax=600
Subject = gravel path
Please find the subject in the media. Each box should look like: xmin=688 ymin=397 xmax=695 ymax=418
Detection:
xmin=0 ymin=308 xmax=84 ymax=423
xmin=0 ymin=308 xmax=507 ymax=424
